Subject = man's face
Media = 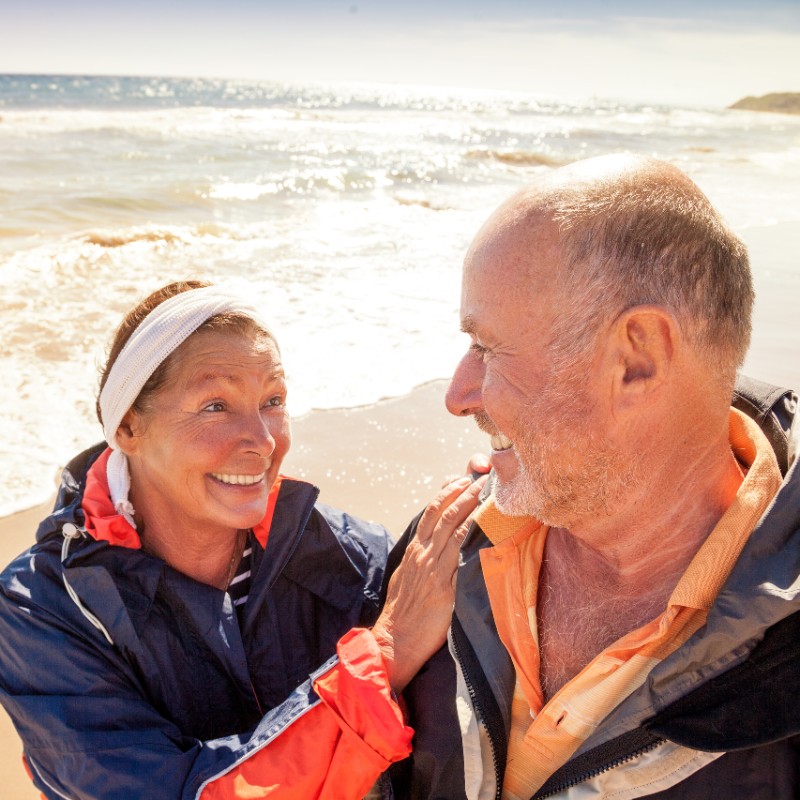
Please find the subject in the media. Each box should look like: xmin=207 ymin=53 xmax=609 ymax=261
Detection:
xmin=446 ymin=212 xmax=635 ymax=527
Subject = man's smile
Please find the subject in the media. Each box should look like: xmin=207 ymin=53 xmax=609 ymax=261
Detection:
xmin=490 ymin=433 xmax=513 ymax=452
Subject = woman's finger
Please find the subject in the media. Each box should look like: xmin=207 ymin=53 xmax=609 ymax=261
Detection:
xmin=415 ymin=475 xmax=472 ymax=544
xmin=436 ymin=512 xmax=479 ymax=590
xmin=466 ymin=452 xmax=491 ymax=476
xmin=442 ymin=453 xmax=491 ymax=487
xmin=427 ymin=475 xmax=487 ymax=558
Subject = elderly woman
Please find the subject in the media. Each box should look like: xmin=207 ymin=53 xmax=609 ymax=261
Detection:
xmin=0 ymin=281 xmax=483 ymax=799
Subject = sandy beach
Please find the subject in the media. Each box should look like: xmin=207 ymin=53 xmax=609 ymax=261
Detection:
xmin=0 ymin=508 xmax=45 ymax=796
xmin=0 ymin=379 xmax=486 ymax=797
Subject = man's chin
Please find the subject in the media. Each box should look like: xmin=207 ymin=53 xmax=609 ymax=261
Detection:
xmin=494 ymin=474 xmax=569 ymax=527
xmin=493 ymin=477 xmax=538 ymax=519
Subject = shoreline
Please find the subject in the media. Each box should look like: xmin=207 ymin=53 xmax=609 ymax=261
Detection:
xmin=2 ymin=218 xmax=799 ymax=522
xmin=739 ymin=221 xmax=800 ymax=392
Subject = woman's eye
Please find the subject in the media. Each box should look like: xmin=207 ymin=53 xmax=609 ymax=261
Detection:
xmin=203 ymin=401 xmax=225 ymax=413
xmin=264 ymin=395 xmax=286 ymax=408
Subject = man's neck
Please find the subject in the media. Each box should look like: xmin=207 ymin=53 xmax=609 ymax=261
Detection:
xmin=551 ymin=430 xmax=743 ymax=593
xmin=536 ymin=427 xmax=743 ymax=701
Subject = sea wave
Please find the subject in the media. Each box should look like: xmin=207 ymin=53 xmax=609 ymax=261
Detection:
xmin=684 ymin=146 xmax=717 ymax=154
xmin=77 ymin=221 xmax=280 ymax=249
xmin=2 ymin=75 xmax=800 ymax=516
xmin=392 ymin=191 xmax=449 ymax=210
xmin=80 ymin=225 xmax=209 ymax=248
xmin=465 ymin=148 xmax=567 ymax=167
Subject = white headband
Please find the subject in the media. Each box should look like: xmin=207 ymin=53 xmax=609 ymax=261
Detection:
xmin=98 ymin=285 xmax=274 ymax=527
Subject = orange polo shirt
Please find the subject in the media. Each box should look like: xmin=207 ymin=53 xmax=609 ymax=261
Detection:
xmin=475 ymin=409 xmax=781 ymax=799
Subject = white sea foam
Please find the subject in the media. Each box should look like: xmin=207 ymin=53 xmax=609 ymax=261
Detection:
xmin=1 ymin=75 xmax=800 ymax=515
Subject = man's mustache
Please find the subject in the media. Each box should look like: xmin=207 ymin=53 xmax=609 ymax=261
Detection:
xmin=473 ymin=411 xmax=499 ymax=437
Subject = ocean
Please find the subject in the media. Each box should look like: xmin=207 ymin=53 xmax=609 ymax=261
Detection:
xmin=1 ymin=74 xmax=799 ymax=516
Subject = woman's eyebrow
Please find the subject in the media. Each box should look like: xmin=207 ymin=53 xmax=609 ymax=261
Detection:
xmin=189 ymin=368 xmax=286 ymax=389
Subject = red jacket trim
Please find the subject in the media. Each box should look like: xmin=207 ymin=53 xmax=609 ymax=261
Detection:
xmin=199 ymin=629 xmax=412 ymax=799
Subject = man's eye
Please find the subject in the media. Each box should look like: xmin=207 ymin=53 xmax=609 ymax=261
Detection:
xmin=264 ymin=396 xmax=286 ymax=408
xmin=203 ymin=402 xmax=225 ymax=413
xmin=470 ymin=342 xmax=490 ymax=360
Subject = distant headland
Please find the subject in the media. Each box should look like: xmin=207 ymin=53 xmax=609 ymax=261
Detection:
xmin=729 ymin=93 xmax=800 ymax=115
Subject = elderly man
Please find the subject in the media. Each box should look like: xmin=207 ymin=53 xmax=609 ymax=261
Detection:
xmin=388 ymin=155 xmax=799 ymax=799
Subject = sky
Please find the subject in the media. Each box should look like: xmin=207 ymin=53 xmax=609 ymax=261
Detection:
xmin=1 ymin=0 xmax=798 ymax=106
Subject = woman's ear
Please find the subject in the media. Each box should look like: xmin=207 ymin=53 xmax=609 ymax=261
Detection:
xmin=115 ymin=409 xmax=143 ymax=456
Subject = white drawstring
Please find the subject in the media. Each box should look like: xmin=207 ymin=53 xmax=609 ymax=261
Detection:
xmin=60 ymin=523 xmax=114 ymax=646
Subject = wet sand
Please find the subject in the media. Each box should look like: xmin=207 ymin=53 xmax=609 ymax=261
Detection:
xmin=0 ymin=505 xmax=46 ymax=797
xmin=740 ymin=222 xmax=800 ymax=391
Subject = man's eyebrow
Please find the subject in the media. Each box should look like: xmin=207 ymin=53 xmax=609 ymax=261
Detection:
xmin=460 ymin=316 xmax=477 ymax=335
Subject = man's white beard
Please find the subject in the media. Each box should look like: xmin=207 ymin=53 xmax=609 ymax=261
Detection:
xmin=492 ymin=414 xmax=639 ymax=528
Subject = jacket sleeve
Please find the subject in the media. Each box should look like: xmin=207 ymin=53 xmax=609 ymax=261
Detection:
xmin=0 ymin=587 xmax=412 ymax=800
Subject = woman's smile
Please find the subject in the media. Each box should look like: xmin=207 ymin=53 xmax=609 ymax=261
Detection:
xmin=210 ymin=472 xmax=267 ymax=486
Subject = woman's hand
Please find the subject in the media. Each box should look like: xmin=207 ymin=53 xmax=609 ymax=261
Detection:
xmin=441 ymin=451 xmax=491 ymax=487
xmin=467 ymin=452 xmax=491 ymax=477
xmin=372 ymin=474 xmax=487 ymax=692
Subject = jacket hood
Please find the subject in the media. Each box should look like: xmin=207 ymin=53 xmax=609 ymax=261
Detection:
xmin=36 ymin=442 xmax=105 ymax=546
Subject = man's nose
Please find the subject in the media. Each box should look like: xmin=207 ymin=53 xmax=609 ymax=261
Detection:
xmin=445 ymin=350 xmax=484 ymax=417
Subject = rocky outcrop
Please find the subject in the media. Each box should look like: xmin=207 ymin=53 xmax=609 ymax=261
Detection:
xmin=729 ymin=93 xmax=800 ymax=115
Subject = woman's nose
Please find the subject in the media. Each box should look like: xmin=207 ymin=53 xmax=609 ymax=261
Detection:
xmin=242 ymin=412 xmax=276 ymax=455
xmin=445 ymin=350 xmax=484 ymax=418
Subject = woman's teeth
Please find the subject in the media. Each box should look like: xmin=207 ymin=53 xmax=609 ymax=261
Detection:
xmin=490 ymin=434 xmax=513 ymax=451
xmin=212 ymin=473 xmax=265 ymax=486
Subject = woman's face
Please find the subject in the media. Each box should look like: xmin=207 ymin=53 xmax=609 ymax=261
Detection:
xmin=120 ymin=328 xmax=291 ymax=540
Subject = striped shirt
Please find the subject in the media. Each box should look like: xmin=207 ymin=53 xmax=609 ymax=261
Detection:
xmin=228 ymin=535 xmax=253 ymax=623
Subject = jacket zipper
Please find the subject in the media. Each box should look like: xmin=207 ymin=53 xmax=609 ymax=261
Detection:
xmin=450 ymin=621 xmax=503 ymax=800
xmin=248 ymin=677 xmax=265 ymax=717
xmin=266 ymin=487 xmax=320 ymax=592
xmin=533 ymin=737 xmax=665 ymax=799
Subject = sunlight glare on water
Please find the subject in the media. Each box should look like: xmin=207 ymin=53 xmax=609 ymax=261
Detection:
xmin=1 ymin=75 xmax=799 ymax=514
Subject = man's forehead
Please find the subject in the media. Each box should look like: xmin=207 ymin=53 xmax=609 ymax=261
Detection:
xmin=464 ymin=206 xmax=561 ymax=285
xmin=466 ymin=152 xmax=659 ymax=260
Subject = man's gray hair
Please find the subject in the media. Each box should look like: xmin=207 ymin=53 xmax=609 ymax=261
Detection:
xmin=540 ymin=158 xmax=753 ymax=386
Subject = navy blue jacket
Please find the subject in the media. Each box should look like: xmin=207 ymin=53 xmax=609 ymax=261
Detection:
xmin=0 ymin=443 xmax=393 ymax=798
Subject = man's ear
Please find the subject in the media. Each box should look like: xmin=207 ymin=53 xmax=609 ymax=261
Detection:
xmin=608 ymin=305 xmax=676 ymax=404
